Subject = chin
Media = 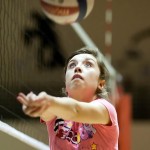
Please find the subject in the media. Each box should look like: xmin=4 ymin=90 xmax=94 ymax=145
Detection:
xmin=67 ymin=85 xmax=83 ymax=92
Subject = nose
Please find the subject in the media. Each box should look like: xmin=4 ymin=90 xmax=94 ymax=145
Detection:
xmin=74 ymin=66 xmax=82 ymax=73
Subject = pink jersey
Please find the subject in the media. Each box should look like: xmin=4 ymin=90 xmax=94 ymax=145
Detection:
xmin=45 ymin=99 xmax=119 ymax=150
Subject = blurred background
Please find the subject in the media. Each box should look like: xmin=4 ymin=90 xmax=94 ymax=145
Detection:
xmin=0 ymin=0 xmax=150 ymax=150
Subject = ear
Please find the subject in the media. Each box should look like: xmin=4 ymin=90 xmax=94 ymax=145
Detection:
xmin=98 ymin=80 xmax=105 ymax=90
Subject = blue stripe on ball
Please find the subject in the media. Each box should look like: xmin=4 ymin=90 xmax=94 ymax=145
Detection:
xmin=76 ymin=0 xmax=87 ymax=21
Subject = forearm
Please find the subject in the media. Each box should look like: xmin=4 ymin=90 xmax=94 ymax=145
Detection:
xmin=40 ymin=111 xmax=56 ymax=122
xmin=41 ymin=95 xmax=110 ymax=124
xmin=41 ymin=95 xmax=79 ymax=121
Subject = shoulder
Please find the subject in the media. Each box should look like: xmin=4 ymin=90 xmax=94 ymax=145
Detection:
xmin=91 ymin=99 xmax=118 ymax=125
xmin=91 ymin=99 xmax=115 ymax=110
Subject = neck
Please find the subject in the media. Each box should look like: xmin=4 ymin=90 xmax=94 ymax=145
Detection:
xmin=68 ymin=90 xmax=97 ymax=102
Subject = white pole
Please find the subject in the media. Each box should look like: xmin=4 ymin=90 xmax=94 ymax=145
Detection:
xmin=0 ymin=121 xmax=49 ymax=150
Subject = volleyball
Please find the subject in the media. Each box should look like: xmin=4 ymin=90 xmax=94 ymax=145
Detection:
xmin=40 ymin=0 xmax=95 ymax=25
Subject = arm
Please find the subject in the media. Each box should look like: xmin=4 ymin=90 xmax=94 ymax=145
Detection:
xmin=45 ymin=96 xmax=110 ymax=124
xmin=17 ymin=92 xmax=110 ymax=124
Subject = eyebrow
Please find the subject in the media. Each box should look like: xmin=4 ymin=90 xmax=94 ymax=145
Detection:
xmin=68 ymin=58 xmax=96 ymax=64
xmin=85 ymin=58 xmax=96 ymax=63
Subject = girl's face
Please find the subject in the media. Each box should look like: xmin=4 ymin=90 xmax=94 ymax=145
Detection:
xmin=65 ymin=54 xmax=101 ymax=100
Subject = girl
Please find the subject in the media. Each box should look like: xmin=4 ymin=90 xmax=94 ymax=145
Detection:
xmin=17 ymin=47 xmax=119 ymax=150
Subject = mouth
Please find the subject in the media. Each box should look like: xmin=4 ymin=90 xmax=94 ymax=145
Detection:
xmin=72 ymin=74 xmax=83 ymax=80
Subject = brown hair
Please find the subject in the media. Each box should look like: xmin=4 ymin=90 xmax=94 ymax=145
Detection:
xmin=64 ymin=47 xmax=110 ymax=100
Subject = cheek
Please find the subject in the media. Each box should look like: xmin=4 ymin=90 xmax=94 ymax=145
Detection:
xmin=87 ymin=71 xmax=99 ymax=80
xmin=86 ymin=71 xmax=100 ymax=88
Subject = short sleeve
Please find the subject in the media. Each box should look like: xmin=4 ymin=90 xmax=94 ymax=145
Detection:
xmin=92 ymin=99 xmax=118 ymax=126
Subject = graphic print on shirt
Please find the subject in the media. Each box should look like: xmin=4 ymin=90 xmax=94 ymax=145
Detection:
xmin=54 ymin=118 xmax=96 ymax=145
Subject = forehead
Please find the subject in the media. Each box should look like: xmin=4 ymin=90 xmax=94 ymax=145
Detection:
xmin=69 ymin=54 xmax=97 ymax=62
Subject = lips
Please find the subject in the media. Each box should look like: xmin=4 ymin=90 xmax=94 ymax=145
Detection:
xmin=72 ymin=74 xmax=83 ymax=80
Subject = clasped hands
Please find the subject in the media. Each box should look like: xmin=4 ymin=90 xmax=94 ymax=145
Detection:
xmin=17 ymin=92 xmax=50 ymax=118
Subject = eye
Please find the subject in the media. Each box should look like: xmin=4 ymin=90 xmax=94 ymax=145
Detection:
xmin=85 ymin=62 xmax=92 ymax=67
xmin=68 ymin=62 xmax=76 ymax=69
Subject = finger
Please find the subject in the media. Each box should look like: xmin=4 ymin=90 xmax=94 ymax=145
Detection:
xmin=28 ymin=99 xmax=46 ymax=107
xmin=27 ymin=92 xmax=47 ymax=106
xmin=17 ymin=95 xmax=28 ymax=106
xmin=19 ymin=91 xmax=47 ymax=107
xmin=28 ymin=104 xmax=48 ymax=117
xmin=27 ymin=107 xmax=43 ymax=117
xmin=17 ymin=92 xmax=37 ymax=106
xmin=38 ymin=92 xmax=47 ymax=99
xmin=22 ymin=105 xmax=27 ymax=110
xmin=27 ymin=92 xmax=33 ymax=99
xmin=24 ymin=106 xmax=43 ymax=117
xmin=38 ymin=91 xmax=47 ymax=96
xmin=18 ymin=92 xmax=27 ymax=99
xmin=27 ymin=92 xmax=37 ymax=101
xmin=24 ymin=106 xmax=38 ymax=115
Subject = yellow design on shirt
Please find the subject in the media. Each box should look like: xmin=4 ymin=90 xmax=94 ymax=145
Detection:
xmin=67 ymin=122 xmax=73 ymax=128
xmin=77 ymin=132 xmax=80 ymax=143
xmin=91 ymin=142 xmax=97 ymax=150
